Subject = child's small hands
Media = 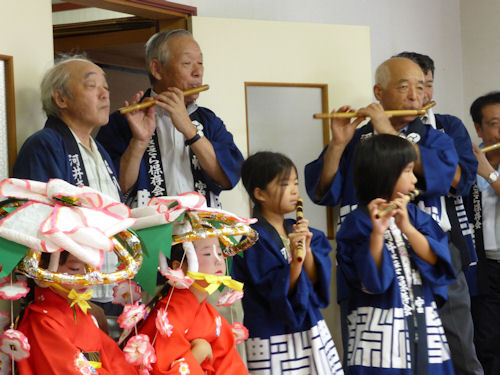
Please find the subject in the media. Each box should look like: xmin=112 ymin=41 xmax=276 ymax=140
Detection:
xmin=288 ymin=232 xmax=309 ymax=263
xmin=293 ymin=219 xmax=313 ymax=251
xmin=190 ymin=338 xmax=213 ymax=364
xmin=368 ymin=198 xmax=393 ymax=234
xmin=393 ymin=193 xmax=412 ymax=234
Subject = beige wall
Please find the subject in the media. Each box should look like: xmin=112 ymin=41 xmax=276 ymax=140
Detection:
xmin=192 ymin=16 xmax=373 ymax=218
xmin=0 ymin=0 xmax=53 ymax=314
xmin=460 ymin=0 xmax=500 ymax=142
xmin=192 ymin=18 xmax=372 ymax=355
xmin=0 ymin=0 xmax=54 ymax=151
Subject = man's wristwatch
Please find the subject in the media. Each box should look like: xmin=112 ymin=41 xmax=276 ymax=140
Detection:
xmin=486 ymin=170 xmax=499 ymax=184
xmin=185 ymin=129 xmax=204 ymax=147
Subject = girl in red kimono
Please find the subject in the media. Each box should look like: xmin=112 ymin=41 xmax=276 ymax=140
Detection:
xmin=17 ymin=252 xmax=138 ymax=375
xmin=138 ymin=238 xmax=248 ymax=375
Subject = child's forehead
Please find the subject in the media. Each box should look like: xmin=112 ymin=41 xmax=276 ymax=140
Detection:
xmin=193 ymin=237 xmax=221 ymax=250
xmin=65 ymin=253 xmax=84 ymax=264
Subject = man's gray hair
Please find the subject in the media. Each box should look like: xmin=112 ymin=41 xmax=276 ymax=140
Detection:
xmin=40 ymin=54 xmax=92 ymax=117
xmin=145 ymin=29 xmax=193 ymax=84
xmin=374 ymin=62 xmax=391 ymax=89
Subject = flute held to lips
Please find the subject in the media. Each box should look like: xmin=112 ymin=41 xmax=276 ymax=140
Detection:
xmin=295 ymin=198 xmax=305 ymax=263
xmin=375 ymin=190 xmax=420 ymax=219
xmin=118 ymin=84 xmax=210 ymax=114
xmin=481 ymin=142 xmax=500 ymax=153
xmin=313 ymin=101 xmax=436 ymax=119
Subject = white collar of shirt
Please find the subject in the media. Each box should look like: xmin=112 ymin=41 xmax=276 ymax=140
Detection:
xmin=68 ymin=128 xmax=120 ymax=301
xmin=477 ymin=154 xmax=500 ymax=252
xmin=152 ymin=90 xmax=199 ymax=197
xmin=68 ymin=128 xmax=121 ymax=202
xmin=421 ymin=108 xmax=437 ymax=129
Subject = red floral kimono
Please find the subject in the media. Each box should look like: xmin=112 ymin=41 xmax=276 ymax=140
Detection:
xmin=17 ymin=287 xmax=137 ymax=375
xmin=139 ymin=288 xmax=247 ymax=375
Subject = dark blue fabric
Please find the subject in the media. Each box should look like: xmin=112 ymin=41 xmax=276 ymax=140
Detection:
xmin=96 ymin=105 xmax=243 ymax=205
xmin=336 ymin=204 xmax=455 ymax=375
xmin=231 ymin=218 xmax=332 ymax=338
xmin=304 ymin=118 xmax=459 ymax=224
xmin=305 ymin=118 xmax=458 ymax=302
xmin=471 ymin=260 xmax=500 ymax=375
xmin=434 ymin=114 xmax=477 ymax=196
xmin=337 ymin=204 xmax=455 ymax=300
xmin=13 ymin=116 xmax=121 ymax=195
xmin=435 ymin=114 xmax=478 ymax=270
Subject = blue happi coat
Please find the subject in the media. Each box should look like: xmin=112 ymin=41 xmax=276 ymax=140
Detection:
xmin=305 ymin=118 xmax=458 ymax=225
xmin=232 ymin=218 xmax=343 ymax=374
xmin=336 ymin=204 xmax=456 ymax=375
xmin=305 ymin=118 xmax=458 ymax=301
xmin=13 ymin=116 xmax=121 ymax=196
xmin=97 ymin=100 xmax=243 ymax=208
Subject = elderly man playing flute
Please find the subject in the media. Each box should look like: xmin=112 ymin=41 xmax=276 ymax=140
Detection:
xmin=97 ymin=29 xmax=243 ymax=209
xmin=305 ymin=57 xmax=461 ymax=370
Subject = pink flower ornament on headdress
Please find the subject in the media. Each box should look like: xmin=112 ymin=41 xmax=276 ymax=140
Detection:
xmin=0 ymin=352 xmax=11 ymax=375
xmin=123 ymin=334 xmax=156 ymax=373
xmin=117 ymin=302 xmax=147 ymax=330
xmin=216 ymin=290 xmax=243 ymax=307
xmin=0 ymin=178 xmax=135 ymax=269
xmin=112 ymin=280 xmax=142 ymax=306
xmin=155 ymin=308 xmax=173 ymax=337
xmin=161 ymin=267 xmax=193 ymax=289
xmin=231 ymin=322 xmax=249 ymax=345
xmin=0 ymin=329 xmax=30 ymax=361
xmin=0 ymin=278 xmax=30 ymax=301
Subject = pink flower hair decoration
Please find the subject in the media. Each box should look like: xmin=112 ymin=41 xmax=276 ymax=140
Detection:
xmin=112 ymin=280 xmax=142 ymax=306
xmin=117 ymin=302 xmax=148 ymax=330
xmin=155 ymin=308 xmax=173 ymax=337
xmin=216 ymin=290 xmax=243 ymax=307
xmin=231 ymin=322 xmax=249 ymax=345
xmin=0 ymin=278 xmax=29 ymax=301
xmin=0 ymin=329 xmax=30 ymax=361
xmin=160 ymin=267 xmax=193 ymax=289
xmin=123 ymin=334 xmax=156 ymax=374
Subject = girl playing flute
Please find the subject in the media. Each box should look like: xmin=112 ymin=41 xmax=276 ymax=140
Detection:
xmin=336 ymin=134 xmax=455 ymax=375
xmin=232 ymin=151 xmax=343 ymax=374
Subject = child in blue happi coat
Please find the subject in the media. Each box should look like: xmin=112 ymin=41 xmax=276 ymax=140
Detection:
xmin=336 ymin=134 xmax=456 ymax=375
xmin=232 ymin=151 xmax=343 ymax=375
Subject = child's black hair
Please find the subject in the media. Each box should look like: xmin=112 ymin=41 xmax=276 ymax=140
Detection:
xmin=353 ymin=134 xmax=417 ymax=205
xmin=40 ymin=250 xmax=70 ymax=268
xmin=241 ymin=151 xmax=296 ymax=212
xmin=148 ymin=243 xmax=187 ymax=311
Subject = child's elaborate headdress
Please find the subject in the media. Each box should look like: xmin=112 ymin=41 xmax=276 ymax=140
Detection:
xmin=0 ymin=178 xmax=142 ymax=286
xmin=120 ymin=192 xmax=258 ymax=374
xmin=0 ymin=178 xmax=143 ymax=373
xmin=130 ymin=192 xmax=258 ymax=295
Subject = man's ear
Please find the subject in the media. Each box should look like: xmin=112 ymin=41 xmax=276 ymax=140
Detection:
xmin=373 ymin=84 xmax=383 ymax=102
xmin=149 ymin=59 xmax=163 ymax=81
xmin=474 ymin=122 xmax=483 ymax=139
xmin=53 ymin=90 xmax=68 ymax=110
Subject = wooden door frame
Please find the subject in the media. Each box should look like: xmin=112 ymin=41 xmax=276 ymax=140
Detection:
xmin=56 ymin=0 xmax=196 ymax=31
xmin=53 ymin=1 xmax=197 ymax=67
